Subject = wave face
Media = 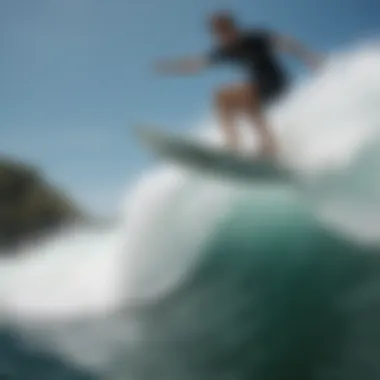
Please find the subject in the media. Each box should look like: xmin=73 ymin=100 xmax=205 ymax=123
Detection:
xmin=118 ymin=186 xmax=380 ymax=380
xmin=2 ymin=43 xmax=380 ymax=380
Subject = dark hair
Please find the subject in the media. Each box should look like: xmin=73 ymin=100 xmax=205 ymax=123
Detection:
xmin=208 ymin=11 xmax=237 ymax=31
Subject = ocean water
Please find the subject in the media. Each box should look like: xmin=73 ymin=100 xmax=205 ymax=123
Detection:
xmin=2 ymin=42 xmax=380 ymax=380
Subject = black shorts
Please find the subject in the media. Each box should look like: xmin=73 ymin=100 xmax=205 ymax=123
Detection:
xmin=256 ymin=74 xmax=288 ymax=106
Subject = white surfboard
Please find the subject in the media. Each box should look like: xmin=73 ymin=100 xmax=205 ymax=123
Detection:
xmin=136 ymin=126 xmax=293 ymax=183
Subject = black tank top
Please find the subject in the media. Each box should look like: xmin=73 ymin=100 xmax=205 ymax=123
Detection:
xmin=208 ymin=29 xmax=286 ymax=83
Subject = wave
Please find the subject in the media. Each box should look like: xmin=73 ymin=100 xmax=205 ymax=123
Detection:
xmin=2 ymin=41 xmax=380 ymax=380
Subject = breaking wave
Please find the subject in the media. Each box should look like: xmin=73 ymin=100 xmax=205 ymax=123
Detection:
xmin=2 ymin=42 xmax=380 ymax=380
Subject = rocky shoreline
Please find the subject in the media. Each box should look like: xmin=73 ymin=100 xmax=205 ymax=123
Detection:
xmin=0 ymin=156 xmax=86 ymax=254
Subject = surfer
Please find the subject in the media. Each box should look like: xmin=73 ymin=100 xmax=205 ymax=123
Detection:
xmin=155 ymin=11 xmax=322 ymax=157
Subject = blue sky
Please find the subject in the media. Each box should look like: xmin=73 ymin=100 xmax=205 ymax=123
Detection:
xmin=0 ymin=0 xmax=379 ymax=213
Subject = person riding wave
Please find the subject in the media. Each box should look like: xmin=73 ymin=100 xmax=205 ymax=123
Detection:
xmin=155 ymin=11 xmax=322 ymax=158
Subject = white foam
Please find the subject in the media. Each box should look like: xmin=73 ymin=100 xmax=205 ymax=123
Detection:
xmin=0 ymin=227 xmax=126 ymax=320
xmin=122 ymin=164 xmax=242 ymax=302
xmin=274 ymin=42 xmax=380 ymax=244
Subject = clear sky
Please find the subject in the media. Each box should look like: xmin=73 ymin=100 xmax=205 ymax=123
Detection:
xmin=0 ymin=0 xmax=379 ymax=213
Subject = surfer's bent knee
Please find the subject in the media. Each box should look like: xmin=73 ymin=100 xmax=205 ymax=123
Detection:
xmin=214 ymin=86 xmax=235 ymax=112
xmin=214 ymin=84 xmax=260 ymax=113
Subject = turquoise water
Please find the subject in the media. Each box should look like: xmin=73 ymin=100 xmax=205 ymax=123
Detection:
xmin=0 ymin=331 xmax=93 ymax=380
xmin=119 ymin=187 xmax=380 ymax=380
xmin=3 ymin=187 xmax=380 ymax=380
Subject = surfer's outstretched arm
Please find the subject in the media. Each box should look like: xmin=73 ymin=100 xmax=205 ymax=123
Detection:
xmin=273 ymin=34 xmax=323 ymax=70
xmin=154 ymin=56 xmax=209 ymax=75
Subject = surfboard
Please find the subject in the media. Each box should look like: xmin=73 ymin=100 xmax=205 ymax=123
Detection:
xmin=135 ymin=126 xmax=293 ymax=183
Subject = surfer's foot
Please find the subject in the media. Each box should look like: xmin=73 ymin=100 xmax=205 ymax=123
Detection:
xmin=222 ymin=140 xmax=240 ymax=154
xmin=256 ymin=143 xmax=276 ymax=160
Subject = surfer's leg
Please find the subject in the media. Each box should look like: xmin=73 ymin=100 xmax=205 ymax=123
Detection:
xmin=214 ymin=86 xmax=242 ymax=151
xmin=239 ymin=83 xmax=277 ymax=157
xmin=247 ymin=109 xmax=277 ymax=157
